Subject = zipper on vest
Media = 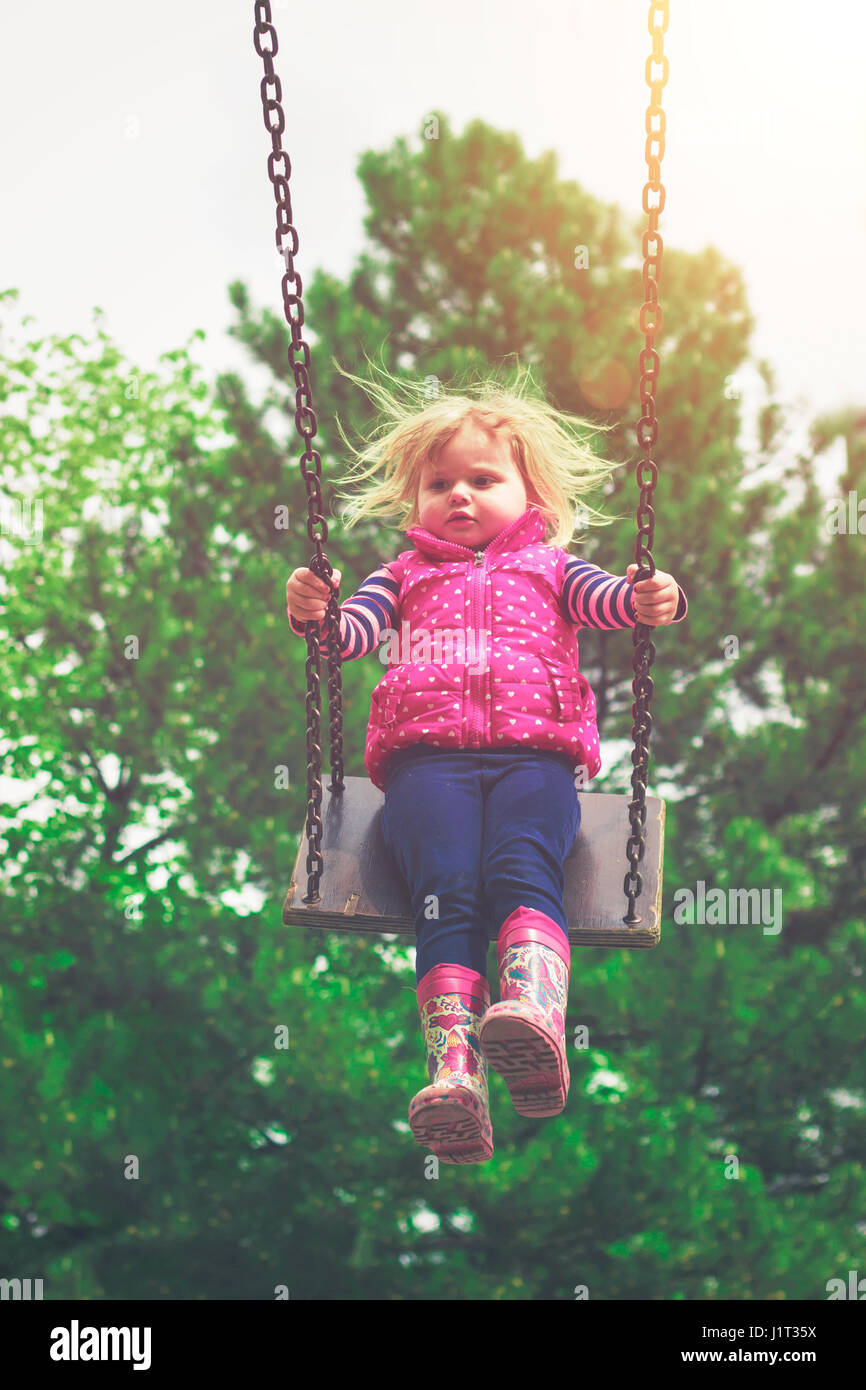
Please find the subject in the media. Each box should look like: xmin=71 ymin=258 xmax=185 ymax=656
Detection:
xmin=469 ymin=549 xmax=485 ymax=744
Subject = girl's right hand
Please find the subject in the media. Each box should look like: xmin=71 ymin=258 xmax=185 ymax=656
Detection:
xmin=286 ymin=567 xmax=342 ymax=623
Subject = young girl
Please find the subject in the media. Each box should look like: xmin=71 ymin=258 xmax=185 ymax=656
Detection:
xmin=286 ymin=364 xmax=688 ymax=1165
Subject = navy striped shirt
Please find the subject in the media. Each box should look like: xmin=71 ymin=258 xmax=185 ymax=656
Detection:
xmin=288 ymin=557 xmax=688 ymax=657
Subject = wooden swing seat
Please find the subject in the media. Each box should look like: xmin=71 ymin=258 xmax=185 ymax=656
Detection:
xmin=282 ymin=777 xmax=664 ymax=948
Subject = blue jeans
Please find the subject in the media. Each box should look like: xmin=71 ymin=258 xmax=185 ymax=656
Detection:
xmin=381 ymin=745 xmax=581 ymax=984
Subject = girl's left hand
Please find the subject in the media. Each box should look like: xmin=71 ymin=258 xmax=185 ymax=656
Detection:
xmin=625 ymin=564 xmax=680 ymax=625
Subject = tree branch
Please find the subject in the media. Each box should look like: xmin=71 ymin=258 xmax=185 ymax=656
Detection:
xmin=82 ymin=744 xmax=119 ymax=801
xmin=113 ymin=827 xmax=180 ymax=866
xmin=692 ymin=1024 xmax=712 ymax=1096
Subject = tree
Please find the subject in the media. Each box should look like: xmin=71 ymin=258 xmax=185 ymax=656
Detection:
xmin=0 ymin=112 xmax=863 ymax=1300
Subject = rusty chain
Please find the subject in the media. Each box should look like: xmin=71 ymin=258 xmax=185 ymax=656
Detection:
xmin=253 ymin=1 xmax=344 ymax=907
xmin=623 ymin=0 xmax=669 ymax=925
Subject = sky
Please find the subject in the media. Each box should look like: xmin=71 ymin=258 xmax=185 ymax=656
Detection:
xmin=1 ymin=0 xmax=864 ymax=870
xmin=1 ymin=0 xmax=864 ymax=436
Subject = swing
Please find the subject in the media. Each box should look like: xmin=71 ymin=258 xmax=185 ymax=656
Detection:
xmin=253 ymin=1 xmax=672 ymax=949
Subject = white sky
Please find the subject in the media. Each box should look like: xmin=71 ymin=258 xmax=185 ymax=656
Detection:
xmin=1 ymin=0 xmax=864 ymax=428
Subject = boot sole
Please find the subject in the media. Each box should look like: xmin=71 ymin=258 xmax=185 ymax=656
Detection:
xmin=408 ymin=1087 xmax=493 ymax=1164
xmin=480 ymin=1007 xmax=569 ymax=1116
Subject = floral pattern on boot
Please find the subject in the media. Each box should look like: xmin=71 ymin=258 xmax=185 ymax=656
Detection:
xmin=480 ymin=937 xmax=571 ymax=1117
xmin=500 ymin=942 xmax=569 ymax=1040
xmin=409 ymin=986 xmax=493 ymax=1163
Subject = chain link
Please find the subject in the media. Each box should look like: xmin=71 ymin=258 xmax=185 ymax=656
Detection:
xmin=623 ymin=0 xmax=669 ymax=925
xmin=253 ymin=1 xmax=344 ymax=907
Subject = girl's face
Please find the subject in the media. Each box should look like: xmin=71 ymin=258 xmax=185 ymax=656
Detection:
xmin=417 ymin=422 xmax=530 ymax=548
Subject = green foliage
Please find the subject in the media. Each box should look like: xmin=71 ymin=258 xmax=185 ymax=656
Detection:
xmin=0 ymin=111 xmax=864 ymax=1300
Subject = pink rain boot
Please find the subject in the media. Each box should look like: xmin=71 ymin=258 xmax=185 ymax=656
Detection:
xmin=479 ymin=906 xmax=570 ymax=1117
xmin=408 ymin=963 xmax=493 ymax=1164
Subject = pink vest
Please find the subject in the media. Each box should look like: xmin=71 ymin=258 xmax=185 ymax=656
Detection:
xmin=364 ymin=506 xmax=603 ymax=792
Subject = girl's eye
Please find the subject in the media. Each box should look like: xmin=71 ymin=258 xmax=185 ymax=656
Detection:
xmin=430 ymin=477 xmax=493 ymax=489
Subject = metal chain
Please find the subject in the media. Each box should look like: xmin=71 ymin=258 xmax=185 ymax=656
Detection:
xmin=623 ymin=0 xmax=669 ymax=925
xmin=253 ymin=1 xmax=344 ymax=907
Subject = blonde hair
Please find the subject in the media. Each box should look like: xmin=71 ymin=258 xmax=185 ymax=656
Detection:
xmin=328 ymin=354 xmax=628 ymax=550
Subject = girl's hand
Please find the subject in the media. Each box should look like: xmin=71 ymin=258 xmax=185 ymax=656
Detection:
xmin=286 ymin=567 xmax=342 ymax=623
xmin=626 ymin=564 xmax=679 ymax=625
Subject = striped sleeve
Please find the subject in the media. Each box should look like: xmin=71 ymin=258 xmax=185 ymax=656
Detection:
xmin=287 ymin=563 xmax=400 ymax=658
xmin=562 ymin=556 xmax=688 ymax=629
